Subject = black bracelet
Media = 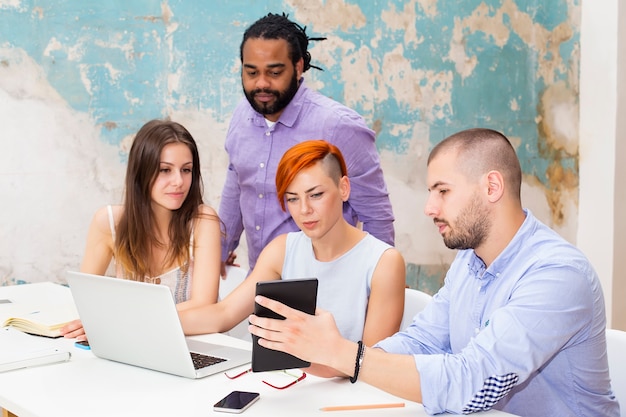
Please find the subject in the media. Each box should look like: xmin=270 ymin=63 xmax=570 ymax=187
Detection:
xmin=350 ymin=340 xmax=365 ymax=384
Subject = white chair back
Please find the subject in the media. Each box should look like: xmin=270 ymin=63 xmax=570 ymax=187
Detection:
xmin=606 ymin=328 xmax=626 ymax=416
xmin=400 ymin=288 xmax=433 ymax=330
xmin=218 ymin=266 xmax=251 ymax=342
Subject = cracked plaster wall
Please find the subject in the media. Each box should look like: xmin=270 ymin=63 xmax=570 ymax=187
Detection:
xmin=0 ymin=0 xmax=580 ymax=292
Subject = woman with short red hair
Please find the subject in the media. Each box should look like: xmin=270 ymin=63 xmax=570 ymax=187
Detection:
xmin=180 ymin=139 xmax=405 ymax=378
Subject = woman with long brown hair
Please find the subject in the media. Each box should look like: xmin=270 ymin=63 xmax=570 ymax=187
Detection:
xmin=62 ymin=119 xmax=222 ymax=340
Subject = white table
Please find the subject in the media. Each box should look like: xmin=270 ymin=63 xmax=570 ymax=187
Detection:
xmin=0 ymin=283 xmax=518 ymax=417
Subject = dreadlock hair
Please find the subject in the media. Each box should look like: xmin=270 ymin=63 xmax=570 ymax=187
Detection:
xmin=240 ymin=12 xmax=327 ymax=72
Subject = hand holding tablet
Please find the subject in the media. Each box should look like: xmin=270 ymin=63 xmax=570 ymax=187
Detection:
xmin=251 ymin=278 xmax=318 ymax=372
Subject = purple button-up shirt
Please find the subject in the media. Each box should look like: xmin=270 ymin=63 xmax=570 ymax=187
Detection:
xmin=219 ymin=79 xmax=395 ymax=269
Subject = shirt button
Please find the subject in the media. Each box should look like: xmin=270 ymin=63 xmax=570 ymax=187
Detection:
xmin=258 ymin=194 xmax=263 ymax=199
xmin=259 ymin=162 xmax=265 ymax=168
xmin=265 ymin=131 xmax=270 ymax=136
xmin=255 ymin=225 xmax=260 ymax=231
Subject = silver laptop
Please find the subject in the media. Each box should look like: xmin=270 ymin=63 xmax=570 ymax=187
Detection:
xmin=66 ymin=271 xmax=250 ymax=379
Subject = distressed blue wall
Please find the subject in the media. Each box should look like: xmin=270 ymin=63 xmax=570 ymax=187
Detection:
xmin=0 ymin=1 xmax=580 ymax=292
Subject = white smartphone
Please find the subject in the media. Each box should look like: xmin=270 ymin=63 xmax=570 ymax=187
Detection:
xmin=213 ymin=391 xmax=260 ymax=414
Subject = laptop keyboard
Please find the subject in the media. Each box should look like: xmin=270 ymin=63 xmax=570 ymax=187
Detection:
xmin=190 ymin=351 xmax=227 ymax=369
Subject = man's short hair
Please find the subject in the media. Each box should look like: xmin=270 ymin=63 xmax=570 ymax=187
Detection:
xmin=428 ymin=128 xmax=522 ymax=200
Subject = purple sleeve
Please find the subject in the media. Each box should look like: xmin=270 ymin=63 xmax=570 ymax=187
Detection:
xmin=331 ymin=115 xmax=395 ymax=246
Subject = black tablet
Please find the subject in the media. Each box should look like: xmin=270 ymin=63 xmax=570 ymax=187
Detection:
xmin=251 ymin=278 xmax=318 ymax=372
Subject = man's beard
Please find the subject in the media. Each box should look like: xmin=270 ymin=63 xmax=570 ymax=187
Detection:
xmin=441 ymin=193 xmax=490 ymax=250
xmin=244 ymin=72 xmax=299 ymax=117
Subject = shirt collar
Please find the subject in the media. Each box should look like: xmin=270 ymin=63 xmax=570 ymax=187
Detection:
xmin=469 ymin=208 xmax=534 ymax=281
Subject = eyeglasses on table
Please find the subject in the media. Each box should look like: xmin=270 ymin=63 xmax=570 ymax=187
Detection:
xmin=224 ymin=367 xmax=307 ymax=390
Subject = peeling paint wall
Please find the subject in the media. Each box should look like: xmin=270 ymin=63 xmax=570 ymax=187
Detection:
xmin=0 ymin=0 xmax=580 ymax=291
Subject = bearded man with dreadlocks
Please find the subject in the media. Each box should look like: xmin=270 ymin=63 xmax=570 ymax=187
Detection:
xmin=218 ymin=13 xmax=395 ymax=275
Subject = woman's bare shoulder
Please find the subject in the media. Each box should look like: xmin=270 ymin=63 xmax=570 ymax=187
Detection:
xmin=373 ymin=247 xmax=406 ymax=280
xmin=197 ymin=204 xmax=218 ymax=217
xmin=92 ymin=205 xmax=122 ymax=228
xmin=381 ymin=246 xmax=405 ymax=264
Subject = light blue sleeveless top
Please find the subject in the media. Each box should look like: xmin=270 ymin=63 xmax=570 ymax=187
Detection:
xmin=281 ymin=231 xmax=391 ymax=342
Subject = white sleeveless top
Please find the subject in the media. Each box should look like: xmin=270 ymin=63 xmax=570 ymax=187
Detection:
xmin=107 ymin=205 xmax=193 ymax=303
xmin=281 ymin=231 xmax=392 ymax=342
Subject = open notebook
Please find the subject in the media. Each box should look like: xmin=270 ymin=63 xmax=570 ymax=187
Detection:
xmin=2 ymin=304 xmax=78 ymax=338
xmin=66 ymin=271 xmax=250 ymax=379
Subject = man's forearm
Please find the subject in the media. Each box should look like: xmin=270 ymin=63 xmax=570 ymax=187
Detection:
xmin=330 ymin=342 xmax=423 ymax=403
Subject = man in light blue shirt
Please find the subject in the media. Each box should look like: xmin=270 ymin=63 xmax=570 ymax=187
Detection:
xmin=218 ymin=13 xmax=394 ymax=272
xmin=249 ymin=128 xmax=620 ymax=416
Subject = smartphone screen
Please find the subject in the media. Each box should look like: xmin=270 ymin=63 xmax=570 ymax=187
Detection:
xmin=213 ymin=391 xmax=260 ymax=413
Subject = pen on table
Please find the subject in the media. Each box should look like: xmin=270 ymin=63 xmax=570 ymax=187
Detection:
xmin=320 ymin=402 xmax=405 ymax=412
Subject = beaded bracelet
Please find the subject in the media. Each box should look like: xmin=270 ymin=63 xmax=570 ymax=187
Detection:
xmin=350 ymin=340 xmax=365 ymax=383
